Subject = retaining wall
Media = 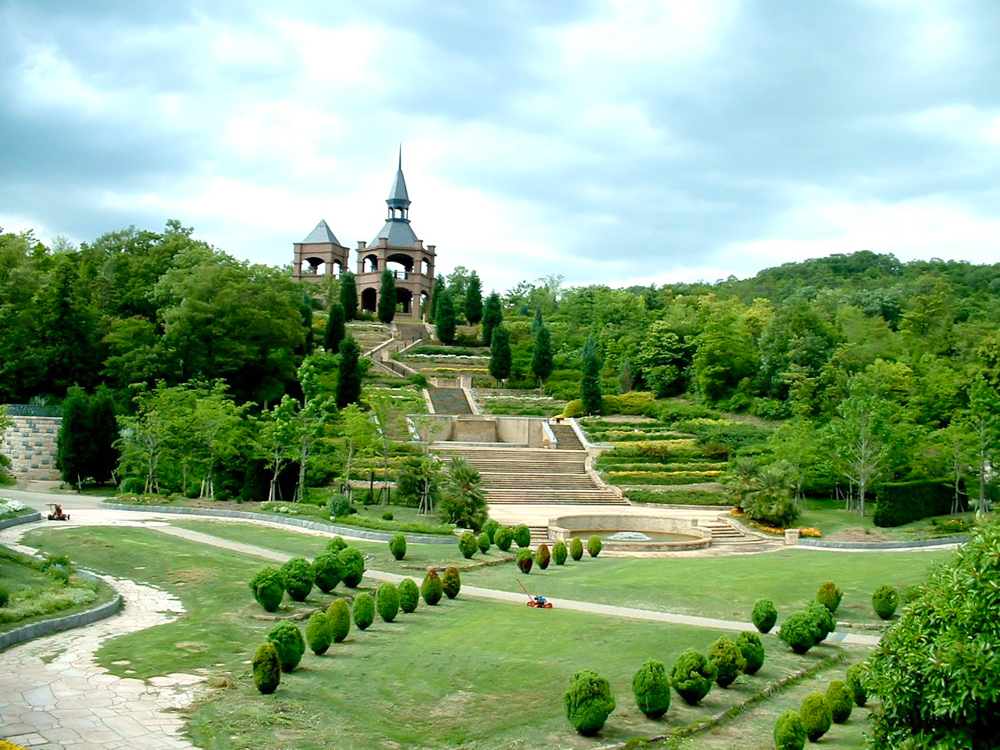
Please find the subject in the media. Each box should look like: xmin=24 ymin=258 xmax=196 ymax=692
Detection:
xmin=2 ymin=416 xmax=62 ymax=481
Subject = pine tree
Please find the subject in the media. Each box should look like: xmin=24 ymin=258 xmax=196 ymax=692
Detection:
xmin=532 ymin=323 xmax=554 ymax=387
xmin=377 ymin=269 xmax=397 ymax=324
xmin=324 ymin=302 xmax=346 ymax=353
xmin=340 ymin=270 xmax=358 ymax=321
xmin=482 ymin=292 xmax=503 ymax=347
xmin=336 ymin=337 xmax=363 ymax=408
xmin=89 ymin=387 xmax=119 ymax=484
xmin=581 ymin=342 xmax=603 ymax=415
xmin=436 ymin=290 xmax=457 ymax=345
xmin=428 ymin=275 xmax=442 ymax=323
xmin=464 ymin=272 xmax=483 ymax=325
xmin=490 ymin=325 xmax=512 ymax=384
xmin=532 ymin=307 xmax=543 ymax=333
xmin=300 ymin=292 xmax=315 ymax=353
xmin=56 ymin=386 xmax=91 ymax=489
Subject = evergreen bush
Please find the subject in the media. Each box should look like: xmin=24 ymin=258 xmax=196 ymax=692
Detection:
xmin=773 ymin=710 xmax=806 ymax=750
xmin=799 ymin=692 xmax=832 ymax=742
xmin=752 ymin=598 xmax=777 ymax=633
xmin=513 ymin=524 xmax=531 ymax=548
xmin=353 ymin=592 xmax=375 ymax=630
xmin=389 ymin=533 xmax=407 ymax=561
xmin=376 ymin=582 xmax=400 ymax=622
xmin=326 ymin=536 xmax=348 ymax=553
xmin=477 ymin=532 xmax=491 ymax=554
xmin=326 ymin=598 xmax=351 ymax=642
xmin=338 ymin=547 xmax=365 ymax=588
xmin=516 ymin=548 xmax=533 ymax=574
xmin=872 ymin=585 xmax=899 ymax=620
xmin=669 ymin=649 xmax=716 ymax=705
xmin=482 ymin=518 xmax=500 ymax=543
xmin=736 ymin=631 xmax=765 ymax=675
xmin=267 ymin=621 xmax=305 ymax=672
xmin=553 ymin=540 xmax=568 ymax=565
xmin=306 ymin=611 xmax=334 ymax=655
xmin=458 ymin=531 xmax=478 ymax=559
xmin=874 ymin=479 xmax=959 ymax=527
xmin=587 ymin=535 xmax=603 ymax=558
xmin=280 ymin=557 xmax=314 ymax=602
xmin=570 ymin=537 xmax=584 ymax=561
xmin=779 ymin=610 xmax=820 ymax=654
xmin=442 ymin=566 xmax=462 ymax=599
xmin=563 ymin=669 xmax=616 ymax=736
xmin=535 ymin=543 xmax=551 ymax=569
xmin=398 ymin=578 xmax=419 ymax=613
xmin=845 ymin=663 xmax=868 ymax=707
xmin=631 ymin=659 xmax=671 ymax=719
xmin=826 ymin=680 xmax=853 ymax=724
xmin=311 ymin=552 xmax=342 ymax=593
xmin=421 ymin=569 xmax=443 ymax=605
xmin=252 ymin=642 xmax=281 ymax=694
xmin=249 ymin=567 xmax=284 ymax=612
xmin=328 ymin=493 xmax=350 ymax=518
xmin=816 ymin=581 xmax=843 ymax=613
xmin=708 ymin=636 xmax=746 ymax=688
xmin=806 ymin=600 xmax=834 ymax=643
xmin=494 ymin=525 xmax=514 ymax=551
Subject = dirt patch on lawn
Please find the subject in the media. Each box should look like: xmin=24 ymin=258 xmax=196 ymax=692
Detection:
xmin=826 ymin=527 xmax=893 ymax=542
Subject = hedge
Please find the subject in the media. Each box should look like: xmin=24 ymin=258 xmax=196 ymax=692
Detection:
xmin=874 ymin=479 xmax=964 ymax=527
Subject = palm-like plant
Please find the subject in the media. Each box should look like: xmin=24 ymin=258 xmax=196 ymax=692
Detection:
xmin=439 ymin=457 xmax=488 ymax=531
xmin=722 ymin=456 xmax=758 ymax=510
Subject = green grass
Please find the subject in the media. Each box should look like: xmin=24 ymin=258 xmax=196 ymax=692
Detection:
xmin=797 ymin=498 xmax=986 ymax=541
xmin=20 ymin=524 xmax=849 ymax=750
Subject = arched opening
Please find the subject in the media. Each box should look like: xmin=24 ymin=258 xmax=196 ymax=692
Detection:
xmin=331 ymin=260 xmax=343 ymax=278
xmin=386 ymin=253 xmax=413 ymax=280
xmin=421 ymin=258 xmax=431 ymax=276
xmin=301 ymin=257 xmax=326 ymax=276
xmin=419 ymin=291 xmax=430 ymax=318
xmin=361 ymin=287 xmax=378 ymax=314
xmin=363 ymin=255 xmax=379 ymax=273
xmin=397 ymin=288 xmax=413 ymax=315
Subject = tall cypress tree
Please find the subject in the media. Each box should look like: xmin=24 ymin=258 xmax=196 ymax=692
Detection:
xmin=489 ymin=325 xmax=512 ymax=385
xmin=464 ymin=272 xmax=483 ymax=325
xmin=340 ymin=270 xmax=358 ymax=321
xmin=436 ymin=290 xmax=457 ymax=345
xmin=531 ymin=323 xmax=554 ymax=387
xmin=300 ymin=292 xmax=315 ymax=353
xmin=481 ymin=292 xmax=503 ymax=347
xmin=336 ymin=337 xmax=363 ymax=408
xmin=428 ymin=275 xmax=442 ymax=323
xmin=324 ymin=302 xmax=346 ymax=353
xmin=531 ymin=307 xmax=544 ymax=334
xmin=581 ymin=346 xmax=603 ymax=416
xmin=89 ymin=387 xmax=119 ymax=484
xmin=56 ymin=386 xmax=91 ymax=489
xmin=378 ymin=269 xmax=397 ymax=324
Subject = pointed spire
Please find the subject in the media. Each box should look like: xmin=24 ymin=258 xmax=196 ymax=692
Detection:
xmin=386 ymin=146 xmax=410 ymax=213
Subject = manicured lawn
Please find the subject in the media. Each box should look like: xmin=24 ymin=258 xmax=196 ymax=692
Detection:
xmin=22 ymin=525 xmax=856 ymax=750
xmin=797 ymin=498 xmax=986 ymax=541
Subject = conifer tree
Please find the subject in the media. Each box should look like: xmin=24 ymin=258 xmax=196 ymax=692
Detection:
xmin=339 ymin=270 xmax=358 ymax=321
xmin=464 ymin=272 xmax=483 ymax=325
xmin=336 ymin=337 xmax=363 ymax=408
xmin=89 ymin=386 xmax=119 ymax=484
xmin=490 ymin=325 xmax=512 ymax=385
xmin=532 ymin=323 xmax=554 ymax=387
xmin=377 ymin=269 xmax=397 ymax=324
xmin=482 ymin=292 xmax=503 ymax=347
xmin=436 ymin=290 xmax=457 ymax=345
xmin=581 ymin=339 xmax=603 ymax=415
xmin=324 ymin=302 xmax=346 ymax=353
xmin=56 ymin=387 xmax=92 ymax=489
xmin=428 ymin=275 xmax=442 ymax=323
xmin=532 ymin=307 xmax=543 ymax=333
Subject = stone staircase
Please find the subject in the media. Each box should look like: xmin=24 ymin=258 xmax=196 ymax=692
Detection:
xmin=550 ymin=422 xmax=584 ymax=450
xmin=700 ymin=519 xmax=772 ymax=547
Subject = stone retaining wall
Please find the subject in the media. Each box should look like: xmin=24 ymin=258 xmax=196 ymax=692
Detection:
xmin=797 ymin=535 xmax=967 ymax=550
xmin=0 ymin=512 xmax=42 ymax=530
xmin=2 ymin=416 xmax=62 ymax=481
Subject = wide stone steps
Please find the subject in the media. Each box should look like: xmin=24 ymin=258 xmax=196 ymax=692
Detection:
xmin=549 ymin=423 xmax=584 ymax=450
xmin=701 ymin=521 xmax=770 ymax=546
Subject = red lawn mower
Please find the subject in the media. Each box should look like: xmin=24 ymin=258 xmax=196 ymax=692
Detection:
xmin=518 ymin=579 xmax=552 ymax=609
xmin=46 ymin=503 xmax=70 ymax=521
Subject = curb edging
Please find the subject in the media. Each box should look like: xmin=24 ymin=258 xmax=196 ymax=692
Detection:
xmin=0 ymin=512 xmax=43 ymax=530
xmin=797 ymin=535 xmax=967 ymax=550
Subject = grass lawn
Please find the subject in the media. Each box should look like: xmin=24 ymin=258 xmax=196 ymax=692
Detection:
xmin=797 ymin=498 xmax=986 ymax=541
xmin=22 ymin=525 xmax=855 ymax=750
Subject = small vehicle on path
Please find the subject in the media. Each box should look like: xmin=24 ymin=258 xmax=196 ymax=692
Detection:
xmin=517 ymin=578 xmax=552 ymax=609
xmin=46 ymin=503 xmax=70 ymax=521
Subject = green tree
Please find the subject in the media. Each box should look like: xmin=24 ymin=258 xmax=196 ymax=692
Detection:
xmin=254 ymin=395 xmax=299 ymax=503
xmin=378 ymin=268 xmax=397 ymax=324
xmin=336 ymin=337 xmax=363 ymax=409
xmin=481 ymin=291 xmax=503 ymax=346
xmin=531 ymin=323 xmax=554 ymax=387
xmin=436 ymin=290 xmax=457 ymax=345
xmin=336 ymin=403 xmax=377 ymax=503
xmin=56 ymin=387 xmax=91 ymax=489
xmin=324 ymin=302 xmax=346 ymax=354
xmin=88 ymin=387 xmax=119 ymax=484
xmin=692 ymin=298 xmax=757 ymax=404
xmin=489 ymin=325 xmax=512 ymax=385
xmin=438 ymin=457 xmax=488 ymax=531
xmin=963 ymin=378 xmax=1000 ymax=513
xmin=339 ymin=270 xmax=358 ymax=321
xmin=428 ymin=274 xmax=443 ymax=323
xmin=464 ymin=271 xmax=483 ymax=325
xmin=581 ymin=341 xmax=603 ymax=416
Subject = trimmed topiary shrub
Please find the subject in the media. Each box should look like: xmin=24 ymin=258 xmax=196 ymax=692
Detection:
xmin=442 ymin=566 xmax=461 ymax=599
xmin=306 ymin=611 xmax=334 ymax=655
xmin=752 ymin=599 xmax=777 ymax=633
xmin=826 ymin=680 xmax=853 ymax=724
xmin=389 ymin=534 xmax=407 ymax=561
xmin=708 ymin=636 xmax=746 ymax=688
xmin=376 ymin=582 xmax=400 ymax=622
xmin=806 ymin=600 xmax=834 ymax=644
xmin=458 ymin=531 xmax=478 ymax=559
xmin=421 ymin=569 xmax=443 ymax=605
xmin=564 ymin=669 xmax=616 ymax=736
xmin=249 ymin=567 xmax=284 ymax=612
xmin=553 ymin=540 xmax=568 ymax=565
xmin=326 ymin=536 xmax=348 ymax=553
xmin=353 ymin=592 xmax=375 ymax=630
xmin=670 ymin=649 xmax=716 ymax=705
xmin=482 ymin=518 xmax=500 ymax=543
xmin=477 ymin=532 xmax=490 ymax=554
xmin=267 ymin=621 xmax=305 ymax=672
xmin=513 ymin=524 xmax=531 ymax=548
xmin=736 ymin=631 xmax=765 ymax=675
xmin=326 ymin=598 xmax=351 ymax=642
xmin=280 ymin=557 xmax=314 ymax=602
xmin=774 ymin=709 xmax=806 ymax=750
xmin=872 ymin=584 xmax=899 ymax=620
xmin=252 ymin=642 xmax=281 ymax=694
xmin=312 ymin=552 xmax=342 ymax=593
xmin=398 ymin=578 xmax=419 ymax=613
xmin=845 ymin=663 xmax=868 ymax=707
xmin=874 ymin=479 xmax=959 ymax=527
xmin=516 ymin=548 xmax=533 ymax=574
xmin=799 ymin=692 xmax=832 ymax=742
xmin=816 ymin=581 xmax=843 ymax=613
xmin=570 ymin=537 xmax=584 ymax=561
xmin=779 ymin=610 xmax=821 ymax=654
xmin=339 ymin=547 xmax=365 ymax=588
xmin=536 ymin=543 xmax=551 ymax=569
xmin=631 ymin=659 xmax=671 ymax=719
xmin=494 ymin=525 xmax=514 ymax=551
xmin=587 ymin=535 xmax=602 ymax=558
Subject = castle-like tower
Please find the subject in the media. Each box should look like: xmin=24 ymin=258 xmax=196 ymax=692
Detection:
xmin=292 ymin=152 xmax=436 ymax=320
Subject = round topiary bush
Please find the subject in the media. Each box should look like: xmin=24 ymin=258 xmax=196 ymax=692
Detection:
xmin=513 ymin=524 xmax=531 ymax=548
xmin=570 ymin=537 xmax=584 ymax=561
xmin=338 ymin=547 xmax=365 ymax=588
xmin=752 ymin=599 xmax=778 ymax=634
xmin=587 ymin=535 xmax=602 ymax=558
xmin=252 ymin=642 xmax=281 ymax=694
xmin=398 ymin=578 xmax=419 ymax=613
xmin=631 ymin=659 xmax=671 ymax=719
xmin=845 ymin=662 xmax=868 ymax=707
xmin=249 ymin=567 xmax=285 ymax=612
xmin=267 ymin=621 xmax=305 ymax=672
xmin=736 ymin=631 xmax=765 ymax=675
xmin=280 ymin=557 xmax=314 ymax=602
xmin=826 ymin=680 xmax=853 ymax=724
xmin=353 ymin=592 xmax=375 ymax=630
xmin=482 ymin=518 xmax=500 ymax=543
xmin=442 ymin=566 xmax=461 ymax=599
xmin=536 ymin=543 xmax=551 ymax=570
xmin=553 ymin=540 xmax=568 ymax=565
xmin=669 ymin=649 xmax=716 ymax=705
xmin=494 ymin=525 xmax=514 ymax=551
xmin=326 ymin=598 xmax=351 ymax=642
xmin=376 ymin=582 xmax=400 ymax=622
xmin=382 ymin=512 xmax=393 ymax=520
xmin=779 ymin=610 xmax=821 ymax=654
xmin=421 ymin=569 xmax=443 ymax=605
xmin=516 ymin=548 xmax=533 ymax=574
xmin=564 ymin=669 xmax=616 ymax=736
xmin=799 ymin=692 xmax=832 ymax=742
xmin=312 ymin=552 xmax=342 ymax=593
xmin=816 ymin=580 xmax=844 ymax=613
xmin=458 ymin=531 xmax=478 ymax=559
xmin=708 ymin=636 xmax=747 ymax=688
xmin=806 ymin=600 xmax=834 ymax=644
xmin=389 ymin=534 xmax=407 ymax=561
xmin=328 ymin=493 xmax=351 ymax=518
xmin=773 ymin=709 xmax=806 ymax=750
xmin=306 ymin=611 xmax=334 ymax=655
xmin=326 ymin=536 xmax=348 ymax=553
xmin=872 ymin=584 xmax=899 ymax=620
xmin=477 ymin=532 xmax=490 ymax=554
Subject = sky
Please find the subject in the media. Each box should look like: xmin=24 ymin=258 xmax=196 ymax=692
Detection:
xmin=2 ymin=1 xmax=999 ymax=294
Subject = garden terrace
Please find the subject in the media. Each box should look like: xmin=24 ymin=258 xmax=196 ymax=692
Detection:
xmin=472 ymin=389 xmax=567 ymax=417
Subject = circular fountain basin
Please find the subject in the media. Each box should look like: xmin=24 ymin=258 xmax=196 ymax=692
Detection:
xmin=549 ymin=515 xmax=711 ymax=552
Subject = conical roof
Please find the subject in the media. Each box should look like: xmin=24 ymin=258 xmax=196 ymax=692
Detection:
xmin=387 ymin=147 xmax=410 ymax=207
xmin=301 ymin=219 xmax=341 ymax=245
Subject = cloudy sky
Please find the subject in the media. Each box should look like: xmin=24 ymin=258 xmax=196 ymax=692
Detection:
xmin=2 ymin=1 xmax=999 ymax=293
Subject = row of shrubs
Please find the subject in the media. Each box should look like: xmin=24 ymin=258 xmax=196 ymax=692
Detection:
xmin=252 ymin=565 xmax=464 ymax=694
xmin=248 ymin=537 xmax=364 ymax=612
xmin=564 ymin=633 xmax=767 ymax=735
xmin=774 ymin=665 xmax=869 ymax=748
